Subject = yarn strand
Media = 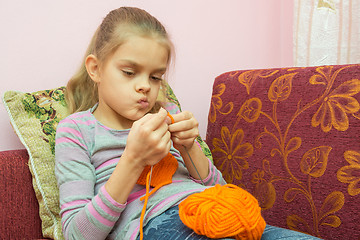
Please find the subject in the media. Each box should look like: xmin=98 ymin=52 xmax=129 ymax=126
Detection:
xmin=139 ymin=167 xmax=152 ymax=240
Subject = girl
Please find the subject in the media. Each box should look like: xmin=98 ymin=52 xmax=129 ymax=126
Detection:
xmin=55 ymin=6 xmax=322 ymax=240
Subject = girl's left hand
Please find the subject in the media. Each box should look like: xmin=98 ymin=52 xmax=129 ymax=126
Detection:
xmin=167 ymin=111 xmax=199 ymax=150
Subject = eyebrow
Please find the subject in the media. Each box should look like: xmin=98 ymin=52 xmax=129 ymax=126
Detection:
xmin=119 ymin=59 xmax=167 ymax=73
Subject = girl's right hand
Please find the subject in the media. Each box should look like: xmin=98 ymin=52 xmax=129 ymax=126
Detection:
xmin=124 ymin=108 xmax=171 ymax=168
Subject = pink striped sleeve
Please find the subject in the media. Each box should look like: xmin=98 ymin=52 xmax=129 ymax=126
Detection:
xmin=87 ymin=204 xmax=115 ymax=227
xmin=55 ymin=137 xmax=87 ymax=149
xmin=99 ymin=185 xmax=127 ymax=209
xmin=60 ymin=117 xmax=97 ymax=126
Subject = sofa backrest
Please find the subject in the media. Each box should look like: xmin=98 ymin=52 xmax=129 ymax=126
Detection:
xmin=205 ymin=64 xmax=360 ymax=240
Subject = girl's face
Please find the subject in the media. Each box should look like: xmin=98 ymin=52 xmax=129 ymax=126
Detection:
xmin=92 ymin=36 xmax=169 ymax=130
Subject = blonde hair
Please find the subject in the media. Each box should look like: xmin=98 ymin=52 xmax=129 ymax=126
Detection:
xmin=66 ymin=7 xmax=173 ymax=113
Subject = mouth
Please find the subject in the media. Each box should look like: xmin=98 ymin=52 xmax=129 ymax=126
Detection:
xmin=138 ymin=98 xmax=149 ymax=108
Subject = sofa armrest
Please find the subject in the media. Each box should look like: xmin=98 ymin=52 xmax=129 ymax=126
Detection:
xmin=206 ymin=64 xmax=360 ymax=240
xmin=0 ymin=149 xmax=44 ymax=239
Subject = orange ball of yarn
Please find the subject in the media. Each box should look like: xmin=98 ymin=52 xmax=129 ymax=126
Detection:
xmin=179 ymin=184 xmax=266 ymax=240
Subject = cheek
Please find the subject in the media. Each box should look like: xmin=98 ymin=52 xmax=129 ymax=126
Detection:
xmin=151 ymin=83 xmax=161 ymax=95
xmin=99 ymin=82 xmax=126 ymax=101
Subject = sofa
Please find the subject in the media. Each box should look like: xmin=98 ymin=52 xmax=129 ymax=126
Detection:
xmin=1 ymin=63 xmax=360 ymax=240
xmin=0 ymin=149 xmax=44 ymax=239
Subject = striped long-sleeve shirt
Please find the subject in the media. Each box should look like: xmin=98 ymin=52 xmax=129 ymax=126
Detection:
xmin=55 ymin=103 xmax=226 ymax=240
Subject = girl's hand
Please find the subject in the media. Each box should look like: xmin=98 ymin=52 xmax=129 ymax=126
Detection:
xmin=124 ymin=108 xmax=171 ymax=168
xmin=167 ymin=111 xmax=209 ymax=181
xmin=168 ymin=111 xmax=199 ymax=150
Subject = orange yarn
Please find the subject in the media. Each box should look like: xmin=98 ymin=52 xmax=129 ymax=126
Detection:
xmin=179 ymin=184 xmax=266 ymax=240
xmin=138 ymin=112 xmax=265 ymax=240
xmin=137 ymin=152 xmax=178 ymax=200
xmin=138 ymin=112 xmax=178 ymax=239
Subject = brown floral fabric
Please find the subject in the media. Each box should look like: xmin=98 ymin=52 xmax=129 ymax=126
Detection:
xmin=206 ymin=64 xmax=360 ymax=240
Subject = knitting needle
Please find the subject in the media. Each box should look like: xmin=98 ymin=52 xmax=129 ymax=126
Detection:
xmin=182 ymin=145 xmax=205 ymax=186
xmin=149 ymin=166 xmax=153 ymax=187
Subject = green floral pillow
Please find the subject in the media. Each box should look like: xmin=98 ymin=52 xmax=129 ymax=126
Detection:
xmin=2 ymin=84 xmax=212 ymax=240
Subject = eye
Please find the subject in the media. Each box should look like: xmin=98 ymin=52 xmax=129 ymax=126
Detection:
xmin=151 ymin=76 xmax=163 ymax=81
xmin=151 ymin=72 xmax=165 ymax=81
xmin=122 ymin=70 xmax=135 ymax=77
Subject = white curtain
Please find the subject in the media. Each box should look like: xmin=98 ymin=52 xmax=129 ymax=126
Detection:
xmin=294 ymin=0 xmax=360 ymax=66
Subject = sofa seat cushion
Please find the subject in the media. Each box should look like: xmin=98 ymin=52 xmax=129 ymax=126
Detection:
xmin=0 ymin=149 xmax=43 ymax=239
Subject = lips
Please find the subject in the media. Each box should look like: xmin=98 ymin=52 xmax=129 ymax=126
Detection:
xmin=138 ymin=98 xmax=149 ymax=108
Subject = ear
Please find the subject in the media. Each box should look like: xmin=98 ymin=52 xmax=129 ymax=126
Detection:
xmin=85 ymin=54 xmax=101 ymax=83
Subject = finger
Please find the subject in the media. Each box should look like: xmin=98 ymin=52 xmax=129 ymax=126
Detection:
xmin=135 ymin=108 xmax=168 ymax=130
xmin=162 ymin=130 xmax=172 ymax=151
xmin=143 ymin=131 xmax=172 ymax=166
xmin=153 ymin=121 xmax=170 ymax=139
xmin=168 ymin=117 xmax=198 ymax=134
xmin=171 ymin=135 xmax=195 ymax=149
xmin=171 ymin=127 xmax=199 ymax=140
xmin=170 ymin=111 xmax=192 ymax=123
xmin=149 ymin=130 xmax=172 ymax=162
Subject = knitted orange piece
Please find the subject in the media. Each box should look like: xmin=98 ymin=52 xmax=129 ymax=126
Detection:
xmin=179 ymin=184 xmax=266 ymax=240
xmin=136 ymin=152 xmax=178 ymax=200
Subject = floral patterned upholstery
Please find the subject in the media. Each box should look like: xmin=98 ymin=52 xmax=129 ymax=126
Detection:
xmin=205 ymin=64 xmax=360 ymax=239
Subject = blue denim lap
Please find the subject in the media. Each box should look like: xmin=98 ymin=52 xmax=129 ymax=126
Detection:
xmin=137 ymin=205 xmax=322 ymax=240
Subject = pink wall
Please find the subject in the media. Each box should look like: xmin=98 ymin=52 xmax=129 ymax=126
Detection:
xmin=0 ymin=0 xmax=294 ymax=151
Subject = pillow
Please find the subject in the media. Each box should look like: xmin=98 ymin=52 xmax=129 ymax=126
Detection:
xmin=2 ymin=83 xmax=212 ymax=240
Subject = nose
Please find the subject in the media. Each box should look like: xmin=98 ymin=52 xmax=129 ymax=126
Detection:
xmin=136 ymin=75 xmax=151 ymax=93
